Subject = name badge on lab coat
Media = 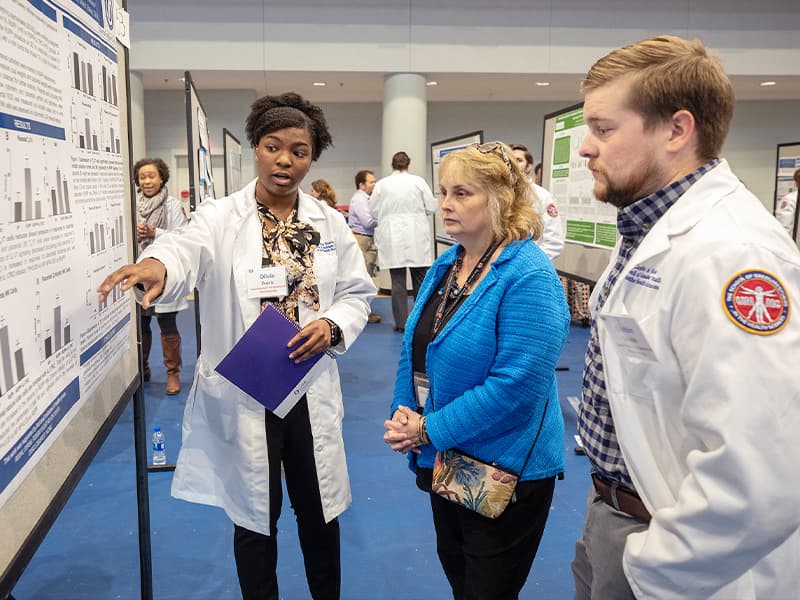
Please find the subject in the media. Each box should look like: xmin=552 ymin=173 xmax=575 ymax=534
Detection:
xmin=600 ymin=313 xmax=657 ymax=362
xmin=246 ymin=266 xmax=289 ymax=299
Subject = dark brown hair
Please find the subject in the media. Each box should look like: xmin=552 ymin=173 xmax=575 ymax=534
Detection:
xmin=133 ymin=157 xmax=169 ymax=188
xmin=354 ymin=169 xmax=374 ymax=189
xmin=245 ymin=92 xmax=332 ymax=161
xmin=391 ymin=152 xmax=410 ymax=171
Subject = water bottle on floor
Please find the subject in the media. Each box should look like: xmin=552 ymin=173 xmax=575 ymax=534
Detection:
xmin=152 ymin=426 xmax=166 ymax=465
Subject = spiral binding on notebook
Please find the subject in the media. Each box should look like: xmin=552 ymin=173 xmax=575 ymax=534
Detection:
xmin=264 ymin=302 xmax=336 ymax=359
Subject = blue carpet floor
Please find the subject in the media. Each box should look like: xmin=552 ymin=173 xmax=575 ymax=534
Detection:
xmin=12 ymin=296 xmax=592 ymax=599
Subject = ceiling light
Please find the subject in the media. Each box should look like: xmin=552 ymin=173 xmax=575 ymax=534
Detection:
xmin=535 ymin=81 xmax=550 ymax=87
xmin=426 ymin=81 xmax=438 ymax=87
xmin=759 ymin=81 xmax=776 ymax=87
xmin=312 ymin=81 xmax=326 ymax=87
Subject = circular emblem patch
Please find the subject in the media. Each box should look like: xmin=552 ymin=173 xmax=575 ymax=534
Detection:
xmin=546 ymin=203 xmax=559 ymax=218
xmin=722 ymin=270 xmax=790 ymax=335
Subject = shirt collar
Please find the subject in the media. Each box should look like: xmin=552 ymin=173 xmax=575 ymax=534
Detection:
xmin=617 ymin=158 xmax=720 ymax=242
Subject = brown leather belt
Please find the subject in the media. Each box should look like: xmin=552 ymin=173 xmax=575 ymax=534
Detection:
xmin=592 ymin=473 xmax=651 ymax=523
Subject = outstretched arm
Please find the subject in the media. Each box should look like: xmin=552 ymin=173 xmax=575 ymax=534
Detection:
xmin=96 ymin=258 xmax=166 ymax=309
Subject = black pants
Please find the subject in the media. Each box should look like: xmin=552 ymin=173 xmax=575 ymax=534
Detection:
xmin=429 ymin=474 xmax=556 ymax=600
xmin=389 ymin=266 xmax=427 ymax=329
xmin=233 ymin=397 xmax=340 ymax=600
xmin=140 ymin=311 xmax=178 ymax=335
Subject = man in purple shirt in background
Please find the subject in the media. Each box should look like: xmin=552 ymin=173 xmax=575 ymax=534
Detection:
xmin=349 ymin=169 xmax=381 ymax=323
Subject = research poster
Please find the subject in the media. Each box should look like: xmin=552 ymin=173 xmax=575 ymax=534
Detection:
xmin=776 ymin=155 xmax=800 ymax=201
xmin=0 ymin=0 xmax=130 ymax=507
xmin=223 ymin=129 xmax=242 ymax=196
xmin=548 ymin=107 xmax=617 ymax=248
xmin=430 ymin=131 xmax=483 ymax=244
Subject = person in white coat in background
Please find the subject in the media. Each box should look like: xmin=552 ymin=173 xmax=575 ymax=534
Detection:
xmin=509 ymin=143 xmax=564 ymax=260
xmin=369 ymin=151 xmax=437 ymax=332
xmin=775 ymin=167 xmax=799 ymax=238
xmin=134 ymin=157 xmax=189 ymax=395
xmin=510 ymin=144 xmax=592 ymax=328
xmin=571 ymin=35 xmax=800 ymax=600
xmin=98 ymin=92 xmax=375 ymax=600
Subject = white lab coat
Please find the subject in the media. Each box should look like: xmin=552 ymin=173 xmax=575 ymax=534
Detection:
xmin=368 ymin=170 xmax=437 ymax=269
xmin=775 ymin=189 xmax=797 ymax=237
xmin=531 ymin=182 xmax=564 ymax=260
xmin=139 ymin=180 xmax=376 ymax=534
xmin=140 ymin=195 xmax=190 ymax=313
xmin=592 ymin=160 xmax=800 ymax=600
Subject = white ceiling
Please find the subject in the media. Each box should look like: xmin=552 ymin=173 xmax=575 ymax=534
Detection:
xmin=131 ymin=0 xmax=800 ymax=103
xmin=140 ymin=70 xmax=800 ymax=103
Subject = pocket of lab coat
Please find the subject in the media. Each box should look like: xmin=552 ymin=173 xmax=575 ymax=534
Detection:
xmin=601 ymin=310 xmax=661 ymax=403
xmin=192 ymin=371 xmax=237 ymax=443
xmin=313 ymin=250 xmax=338 ymax=308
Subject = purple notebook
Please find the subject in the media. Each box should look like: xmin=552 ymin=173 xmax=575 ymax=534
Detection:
xmin=215 ymin=304 xmax=333 ymax=417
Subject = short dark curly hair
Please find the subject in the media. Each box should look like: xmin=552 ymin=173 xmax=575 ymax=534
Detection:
xmin=133 ymin=157 xmax=170 ymax=188
xmin=245 ymin=92 xmax=333 ymax=161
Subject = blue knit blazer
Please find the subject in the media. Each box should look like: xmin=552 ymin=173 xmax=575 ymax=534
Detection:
xmin=391 ymin=239 xmax=570 ymax=480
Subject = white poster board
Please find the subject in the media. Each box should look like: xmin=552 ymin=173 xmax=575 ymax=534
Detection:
xmin=547 ymin=106 xmax=617 ymax=249
xmin=542 ymin=104 xmax=613 ymax=284
xmin=430 ymin=130 xmax=483 ymax=250
xmin=223 ymin=128 xmax=242 ymax=196
xmin=185 ymin=71 xmax=215 ymax=209
xmin=0 ymin=0 xmax=139 ymax=593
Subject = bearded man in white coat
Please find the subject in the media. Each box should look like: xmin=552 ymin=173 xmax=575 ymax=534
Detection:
xmin=368 ymin=151 xmax=437 ymax=332
xmin=571 ymin=35 xmax=800 ymax=600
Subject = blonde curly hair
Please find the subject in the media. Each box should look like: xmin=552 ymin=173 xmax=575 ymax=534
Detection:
xmin=439 ymin=143 xmax=542 ymax=242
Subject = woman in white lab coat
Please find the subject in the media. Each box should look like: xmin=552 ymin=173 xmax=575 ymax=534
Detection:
xmin=99 ymin=93 xmax=375 ymax=600
xmin=593 ymin=160 xmax=800 ymax=600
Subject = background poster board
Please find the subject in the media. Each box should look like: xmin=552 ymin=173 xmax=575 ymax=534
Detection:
xmin=0 ymin=0 xmax=139 ymax=595
xmin=773 ymin=142 xmax=800 ymax=244
xmin=542 ymin=104 xmax=613 ymax=284
xmin=223 ymin=128 xmax=242 ymax=196
xmin=430 ymin=130 xmax=483 ymax=255
xmin=184 ymin=71 xmax=215 ymax=210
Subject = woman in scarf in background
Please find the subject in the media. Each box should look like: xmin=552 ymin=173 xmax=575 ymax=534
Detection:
xmin=134 ymin=157 xmax=189 ymax=394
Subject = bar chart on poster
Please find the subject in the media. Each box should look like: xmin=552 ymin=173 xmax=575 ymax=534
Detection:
xmin=0 ymin=0 xmax=139 ymax=595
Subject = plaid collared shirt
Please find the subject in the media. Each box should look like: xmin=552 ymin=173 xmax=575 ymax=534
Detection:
xmin=578 ymin=159 xmax=720 ymax=488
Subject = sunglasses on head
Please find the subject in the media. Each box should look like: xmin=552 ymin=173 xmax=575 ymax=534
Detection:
xmin=469 ymin=141 xmax=515 ymax=182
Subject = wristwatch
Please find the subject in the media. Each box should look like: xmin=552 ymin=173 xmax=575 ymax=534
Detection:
xmin=323 ymin=318 xmax=342 ymax=346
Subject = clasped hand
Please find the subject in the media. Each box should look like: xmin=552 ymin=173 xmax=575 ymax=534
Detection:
xmin=383 ymin=405 xmax=423 ymax=454
xmin=136 ymin=223 xmax=155 ymax=243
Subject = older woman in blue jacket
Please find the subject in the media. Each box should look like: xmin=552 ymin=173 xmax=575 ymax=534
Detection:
xmin=384 ymin=141 xmax=570 ymax=600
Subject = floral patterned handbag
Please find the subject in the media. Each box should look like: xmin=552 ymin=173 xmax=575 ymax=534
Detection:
xmin=431 ymin=397 xmax=550 ymax=519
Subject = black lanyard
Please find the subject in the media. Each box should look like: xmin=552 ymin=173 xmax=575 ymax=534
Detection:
xmin=432 ymin=239 xmax=500 ymax=336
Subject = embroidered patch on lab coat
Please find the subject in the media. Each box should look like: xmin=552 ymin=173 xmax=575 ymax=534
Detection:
xmin=546 ymin=203 xmax=559 ymax=218
xmin=722 ymin=270 xmax=790 ymax=335
xmin=317 ymin=241 xmax=336 ymax=253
